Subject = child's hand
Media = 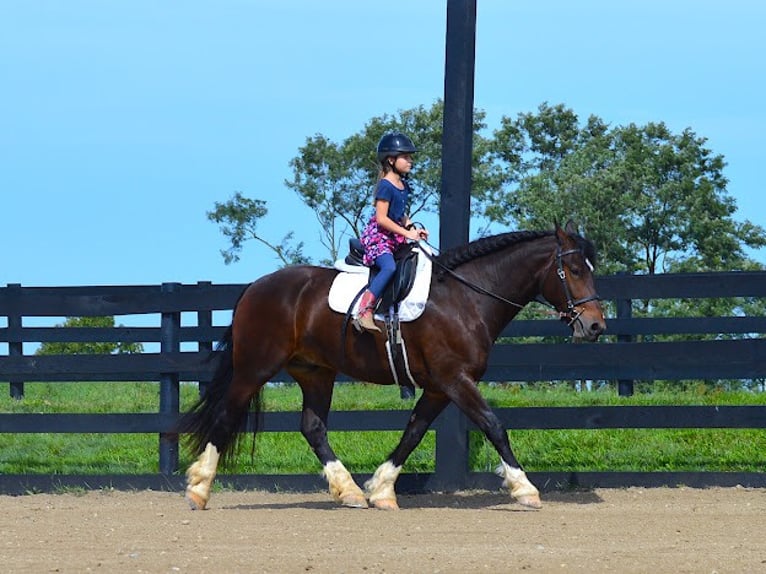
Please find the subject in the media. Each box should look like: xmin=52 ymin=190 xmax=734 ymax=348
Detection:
xmin=407 ymin=228 xmax=429 ymax=241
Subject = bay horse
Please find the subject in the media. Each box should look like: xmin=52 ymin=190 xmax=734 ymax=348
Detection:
xmin=179 ymin=222 xmax=606 ymax=510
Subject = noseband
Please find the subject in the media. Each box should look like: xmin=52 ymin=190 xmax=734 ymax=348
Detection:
xmin=547 ymin=246 xmax=601 ymax=328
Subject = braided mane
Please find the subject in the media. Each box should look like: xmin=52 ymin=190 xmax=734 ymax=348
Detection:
xmin=434 ymin=229 xmax=597 ymax=270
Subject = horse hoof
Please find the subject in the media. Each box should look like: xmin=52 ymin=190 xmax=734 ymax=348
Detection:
xmin=341 ymin=495 xmax=369 ymax=509
xmin=185 ymin=491 xmax=208 ymax=511
xmin=515 ymin=494 xmax=542 ymax=509
xmin=371 ymin=498 xmax=399 ymax=511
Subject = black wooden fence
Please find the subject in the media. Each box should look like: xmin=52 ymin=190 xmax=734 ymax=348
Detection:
xmin=1 ymin=272 xmax=765 ymax=495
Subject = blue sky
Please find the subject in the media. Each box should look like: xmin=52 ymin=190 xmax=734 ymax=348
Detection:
xmin=3 ymin=0 xmax=765 ymax=288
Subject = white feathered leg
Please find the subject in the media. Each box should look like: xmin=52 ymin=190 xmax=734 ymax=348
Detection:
xmin=323 ymin=460 xmax=368 ymax=508
xmin=498 ymin=461 xmax=542 ymax=509
xmin=185 ymin=442 xmax=220 ymax=510
xmin=365 ymin=460 xmax=402 ymax=510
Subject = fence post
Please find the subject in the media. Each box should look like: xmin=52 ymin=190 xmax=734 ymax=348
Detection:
xmin=432 ymin=0 xmax=477 ymax=491
xmin=7 ymin=283 xmax=24 ymax=399
xmin=197 ymin=281 xmax=213 ymax=398
xmin=431 ymin=406 xmax=470 ymax=491
xmin=616 ymin=273 xmax=634 ymax=397
xmin=159 ymin=282 xmax=181 ymax=476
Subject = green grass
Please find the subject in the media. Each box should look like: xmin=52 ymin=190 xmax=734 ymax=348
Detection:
xmin=1 ymin=382 xmax=764 ymax=475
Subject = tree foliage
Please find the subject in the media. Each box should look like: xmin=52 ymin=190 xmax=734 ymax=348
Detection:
xmin=208 ymin=100 xmax=764 ymax=277
xmin=35 ymin=316 xmax=144 ymax=356
xmin=210 ymin=100 xmax=500 ymax=266
xmin=490 ymin=102 xmax=766 ymax=274
xmin=283 ymin=101 xmax=502 ymax=263
xmin=206 ymin=191 xmax=309 ymax=266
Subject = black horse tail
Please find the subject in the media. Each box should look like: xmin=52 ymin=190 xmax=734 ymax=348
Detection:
xmin=177 ymin=288 xmax=261 ymax=465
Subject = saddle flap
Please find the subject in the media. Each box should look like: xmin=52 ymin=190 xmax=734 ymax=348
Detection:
xmin=377 ymin=246 xmax=419 ymax=311
xmin=327 ymin=243 xmax=433 ymax=323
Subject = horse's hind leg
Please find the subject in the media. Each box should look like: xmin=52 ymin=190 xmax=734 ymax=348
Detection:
xmin=185 ymin=442 xmax=221 ymax=510
xmin=291 ymin=365 xmax=367 ymax=508
xmin=185 ymin=369 xmax=271 ymax=510
xmin=365 ymin=390 xmax=451 ymax=510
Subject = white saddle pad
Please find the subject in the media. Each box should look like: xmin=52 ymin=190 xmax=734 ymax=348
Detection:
xmin=328 ymin=244 xmax=433 ymax=322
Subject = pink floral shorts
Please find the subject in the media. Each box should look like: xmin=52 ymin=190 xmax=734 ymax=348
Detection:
xmin=360 ymin=215 xmax=407 ymax=266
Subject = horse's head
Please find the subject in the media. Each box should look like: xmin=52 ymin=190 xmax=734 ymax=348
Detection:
xmin=539 ymin=221 xmax=606 ymax=342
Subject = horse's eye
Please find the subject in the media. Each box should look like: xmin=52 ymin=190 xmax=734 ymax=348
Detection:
xmin=569 ymin=265 xmax=582 ymax=278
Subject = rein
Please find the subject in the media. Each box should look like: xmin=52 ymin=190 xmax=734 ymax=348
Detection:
xmin=418 ymin=239 xmax=600 ymax=326
xmin=419 ymin=241 xmax=525 ymax=309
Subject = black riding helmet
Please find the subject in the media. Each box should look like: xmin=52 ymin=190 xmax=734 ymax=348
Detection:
xmin=376 ymin=132 xmax=417 ymax=163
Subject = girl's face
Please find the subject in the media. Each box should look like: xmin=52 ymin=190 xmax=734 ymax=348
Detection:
xmin=393 ymin=154 xmax=413 ymax=174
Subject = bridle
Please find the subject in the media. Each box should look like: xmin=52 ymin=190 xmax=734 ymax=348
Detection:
xmin=545 ymin=246 xmax=602 ymax=328
xmin=420 ymin=239 xmax=601 ymax=328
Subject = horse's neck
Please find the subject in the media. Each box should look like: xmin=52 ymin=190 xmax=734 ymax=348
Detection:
xmin=459 ymin=237 xmax=554 ymax=335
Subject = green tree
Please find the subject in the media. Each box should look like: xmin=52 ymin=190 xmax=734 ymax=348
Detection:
xmin=207 ymin=192 xmax=310 ymax=266
xmin=490 ymin=102 xmax=766 ymax=275
xmin=35 ymin=316 xmax=144 ymax=355
xmin=209 ymin=100 xmax=502 ymax=266
xmin=209 ymin=99 xmax=765 ymax=276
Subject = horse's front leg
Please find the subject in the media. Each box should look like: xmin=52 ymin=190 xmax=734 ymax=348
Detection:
xmin=446 ymin=375 xmax=541 ymax=509
xmin=293 ymin=368 xmax=368 ymax=508
xmin=365 ymin=390 xmax=450 ymax=510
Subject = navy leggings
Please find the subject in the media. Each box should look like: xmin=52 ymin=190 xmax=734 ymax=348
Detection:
xmin=368 ymin=252 xmax=396 ymax=298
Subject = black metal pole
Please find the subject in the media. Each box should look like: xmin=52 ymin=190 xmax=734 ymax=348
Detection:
xmin=432 ymin=0 xmax=477 ymax=492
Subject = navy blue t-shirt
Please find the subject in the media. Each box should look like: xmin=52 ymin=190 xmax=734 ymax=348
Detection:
xmin=374 ymin=179 xmax=409 ymax=223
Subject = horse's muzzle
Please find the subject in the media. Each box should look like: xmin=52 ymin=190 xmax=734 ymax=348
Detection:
xmin=567 ymin=306 xmax=606 ymax=342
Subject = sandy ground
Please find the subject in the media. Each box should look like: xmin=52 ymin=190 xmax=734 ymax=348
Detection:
xmin=1 ymin=487 xmax=765 ymax=573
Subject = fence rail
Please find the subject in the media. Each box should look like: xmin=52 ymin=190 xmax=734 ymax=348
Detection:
xmin=1 ymin=272 xmax=765 ymax=494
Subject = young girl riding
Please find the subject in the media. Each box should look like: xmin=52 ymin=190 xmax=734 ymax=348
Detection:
xmin=353 ymin=132 xmax=429 ymax=333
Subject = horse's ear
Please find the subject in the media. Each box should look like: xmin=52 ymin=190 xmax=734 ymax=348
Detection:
xmin=555 ymin=220 xmax=580 ymax=245
xmin=554 ymin=221 xmax=566 ymax=245
xmin=564 ymin=220 xmax=579 ymax=235
xmin=553 ymin=217 xmax=563 ymax=243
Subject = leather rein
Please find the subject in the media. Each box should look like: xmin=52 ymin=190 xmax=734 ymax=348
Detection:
xmin=420 ymin=241 xmax=601 ymax=328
